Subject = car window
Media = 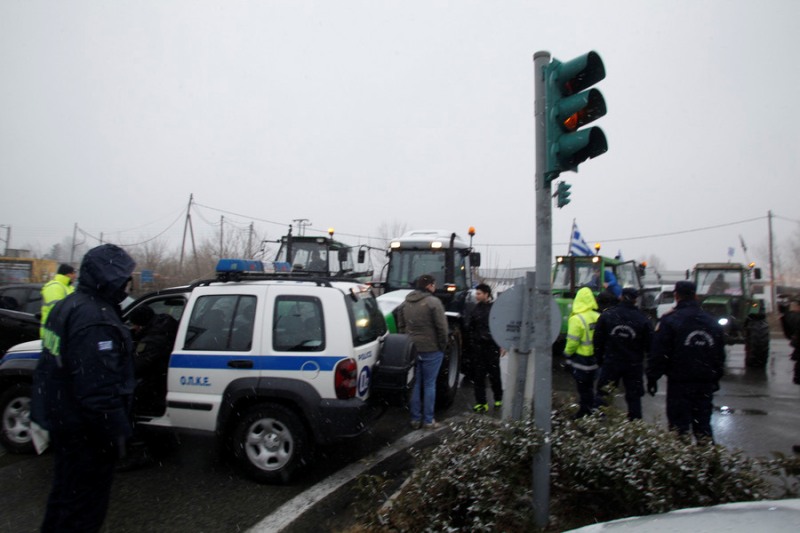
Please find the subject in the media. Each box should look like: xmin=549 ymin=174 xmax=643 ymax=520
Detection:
xmin=347 ymin=290 xmax=387 ymax=346
xmin=273 ymin=296 xmax=324 ymax=352
xmin=0 ymin=288 xmax=28 ymax=312
xmin=184 ymin=294 xmax=256 ymax=351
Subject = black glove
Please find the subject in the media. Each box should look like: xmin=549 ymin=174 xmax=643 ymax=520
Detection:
xmin=647 ymin=379 xmax=658 ymax=397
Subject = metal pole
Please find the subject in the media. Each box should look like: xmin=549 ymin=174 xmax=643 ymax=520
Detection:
xmin=768 ymin=210 xmax=776 ymax=313
xmin=179 ymin=194 xmax=193 ymax=270
xmin=70 ymin=223 xmax=78 ymax=264
xmin=532 ymin=50 xmax=552 ymax=529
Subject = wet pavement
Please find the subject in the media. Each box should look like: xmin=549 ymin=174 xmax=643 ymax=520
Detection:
xmin=0 ymin=334 xmax=797 ymax=532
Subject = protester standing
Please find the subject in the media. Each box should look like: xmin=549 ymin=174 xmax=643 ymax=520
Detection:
xmin=397 ymin=274 xmax=448 ymax=429
xmin=780 ymin=297 xmax=800 ymax=454
xmin=646 ymin=280 xmax=725 ymax=443
xmin=563 ymin=287 xmax=600 ymax=418
xmin=39 ymin=263 xmax=76 ymax=337
xmin=32 ymin=244 xmax=136 ymax=532
xmin=468 ymin=283 xmax=503 ymax=413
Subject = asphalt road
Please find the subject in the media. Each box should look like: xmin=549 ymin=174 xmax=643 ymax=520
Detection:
xmin=0 ymin=334 xmax=797 ymax=533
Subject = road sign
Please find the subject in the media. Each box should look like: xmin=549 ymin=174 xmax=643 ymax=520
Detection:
xmin=489 ymin=281 xmax=561 ymax=351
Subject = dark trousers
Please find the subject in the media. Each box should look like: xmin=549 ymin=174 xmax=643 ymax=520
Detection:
xmin=472 ymin=343 xmax=503 ymax=405
xmin=596 ymin=360 xmax=644 ymax=419
xmin=571 ymin=367 xmax=597 ymax=418
xmin=666 ymin=381 xmax=715 ymax=442
xmin=41 ymin=429 xmax=119 ymax=533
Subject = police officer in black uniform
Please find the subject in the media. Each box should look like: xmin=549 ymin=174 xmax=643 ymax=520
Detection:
xmin=594 ymin=288 xmax=653 ymax=420
xmin=32 ymin=244 xmax=137 ymax=533
xmin=646 ymin=280 xmax=725 ymax=443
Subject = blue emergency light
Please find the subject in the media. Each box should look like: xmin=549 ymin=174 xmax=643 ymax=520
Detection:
xmin=216 ymin=259 xmax=264 ymax=274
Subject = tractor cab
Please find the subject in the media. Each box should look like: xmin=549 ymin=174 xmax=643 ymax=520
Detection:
xmin=273 ymin=228 xmax=373 ymax=282
xmin=692 ymin=262 xmax=768 ymax=367
xmin=552 ymin=255 xmax=647 ymax=340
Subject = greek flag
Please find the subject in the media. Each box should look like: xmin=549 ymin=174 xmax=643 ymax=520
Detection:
xmin=569 ymin=220 xmax=593 ymax=256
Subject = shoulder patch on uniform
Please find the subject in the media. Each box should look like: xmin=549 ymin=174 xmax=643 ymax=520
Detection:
xmin=98 ymin=340 xmax=114 ymax=351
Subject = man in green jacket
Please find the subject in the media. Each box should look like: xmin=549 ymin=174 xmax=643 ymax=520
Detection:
xmin=40 ymin=263 xmax=76 ymax=337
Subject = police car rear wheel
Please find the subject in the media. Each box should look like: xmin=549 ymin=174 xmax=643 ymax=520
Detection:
xmin=0 ymin=383 xmax=34 ymax=454
xmin=231 ymin=403 xmax=307 ymax=484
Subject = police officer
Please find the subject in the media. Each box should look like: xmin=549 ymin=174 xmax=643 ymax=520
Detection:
xmin=646 ymin=280 xmax=725 ymax=443
xmin=32 ymin=244 xmax=137 ymax=532
xmin=594 ymin=288 xmax=653 ymax=420
xmin=563 ymin=287 xmax=600 ymax=418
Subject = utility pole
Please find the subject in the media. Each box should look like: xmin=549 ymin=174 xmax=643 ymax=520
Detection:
xmin=179 ymin=194 xmax=199 ymax=273
xmin=247 ymin=222 xmax=254 ymax=258
xmin=220 ymin=215 xmax=224 ymax=258
xmin=0 ymin=225 xmax=10 ymax=255
xmin=768 ymin=210 xmax=776 ymax=312
xmin=293 ymin=218 xmax=310 ymax=236
xmin=70 ymin=223 xmax=78 ymax=263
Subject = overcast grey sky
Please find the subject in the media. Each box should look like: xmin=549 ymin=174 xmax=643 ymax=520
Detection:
xmin=1 ymin=1 xmax=798 ymax=272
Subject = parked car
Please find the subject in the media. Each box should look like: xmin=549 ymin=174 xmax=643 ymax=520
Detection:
xmin=0 ymin=284 xmax=42 ymax=355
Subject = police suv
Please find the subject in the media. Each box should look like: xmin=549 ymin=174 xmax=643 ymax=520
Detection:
xmin=0 ymin=260 xmax=415 ymax=483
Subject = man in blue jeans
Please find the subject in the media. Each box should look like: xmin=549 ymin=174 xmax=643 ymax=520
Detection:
xmin=397 ymin=274 xmax=448 ymax=429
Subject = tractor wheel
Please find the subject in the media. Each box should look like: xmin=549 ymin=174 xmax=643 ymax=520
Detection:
xmin=744 ymin=318 xmax=770 ymax=368
xmin=436 ymin=327 xmax=462 ymax=409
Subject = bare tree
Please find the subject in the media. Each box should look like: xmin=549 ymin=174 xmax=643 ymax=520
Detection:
xmin=371 ymin=220 xmax=408 ymax=280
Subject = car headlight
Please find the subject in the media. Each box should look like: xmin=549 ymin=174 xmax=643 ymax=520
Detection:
xmin=718 ymin=318 xmax=729 ymax=326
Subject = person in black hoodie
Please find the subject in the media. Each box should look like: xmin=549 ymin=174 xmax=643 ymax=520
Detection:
xmin=468 ymin=283 xmax=503 ymax=413
xmin=594 ymin=288 xmax=653 ymax=420
xmin=32 ymin=244 xmax=136 ymax=533
xmin=646 ymin=281 xmax=725 ymax=443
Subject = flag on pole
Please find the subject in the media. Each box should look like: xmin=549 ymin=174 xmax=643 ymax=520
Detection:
xmin=569 ymin=220 xmax=593 ymax=256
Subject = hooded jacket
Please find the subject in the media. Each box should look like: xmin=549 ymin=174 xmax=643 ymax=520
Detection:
xmin=396 ymin=289 xmax=448 ymax=352
xmin=32 ymin=244 xmax=137 ymax=445
xmin=564 ymin=287 xmax=600 ymax=365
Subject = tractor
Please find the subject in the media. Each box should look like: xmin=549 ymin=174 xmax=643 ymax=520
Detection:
xmin=692 ymin=262 xmax=769 ymax=368
xmin=551 ymin=254 xmax=650 ymax=354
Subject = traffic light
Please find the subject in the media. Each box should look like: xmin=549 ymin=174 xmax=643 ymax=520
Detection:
xmin=544 ymin=51 xmax=608 ymax=183
xmin=555 ymin=181 xmax=571 ymax=208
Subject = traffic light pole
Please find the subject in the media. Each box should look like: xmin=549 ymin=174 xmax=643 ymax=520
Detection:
xmin=532 ymin=50 xmax=553 ymax=528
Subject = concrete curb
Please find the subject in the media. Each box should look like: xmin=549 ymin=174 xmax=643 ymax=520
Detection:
xmin=247 ymin=423 xmax=452 ymax=533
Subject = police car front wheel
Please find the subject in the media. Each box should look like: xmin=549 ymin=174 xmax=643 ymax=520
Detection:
xmin=231 ymin=403 xmax=308 ymax=484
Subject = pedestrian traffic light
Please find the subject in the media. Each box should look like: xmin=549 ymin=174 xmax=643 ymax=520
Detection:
xmin=544 ymin=51 xmax=608 ymax=183
xmin=555 ymin=181 xmax=571 ymax=208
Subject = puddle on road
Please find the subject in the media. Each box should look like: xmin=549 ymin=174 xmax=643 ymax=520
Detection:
xmin=714 ymin=405 xmax=767 ymax=416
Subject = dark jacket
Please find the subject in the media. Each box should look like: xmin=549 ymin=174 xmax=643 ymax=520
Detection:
xmin=396 ymin=290 xmax=448 ymax=352
xmin=594 ymin=300 xmax=653 ymax=366
xmin=133 ymin=313 xmax=178 ymax=415
xmin=468 ymin=300 xmax=499 ymax=353
xmin=31 ymin=244 xmax=136 ymax=445
xmin=647 ymin=299 xmax=725 ymax=384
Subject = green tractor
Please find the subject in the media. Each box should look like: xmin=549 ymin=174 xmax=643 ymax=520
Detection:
xmin=551 ymin=255 xmax=649 ymax=354
xmin=692 ymin=262 xmax=769 ymax=368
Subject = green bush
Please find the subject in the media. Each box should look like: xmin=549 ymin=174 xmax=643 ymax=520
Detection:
xmin=352 ymin=405 xmax=799 ymax=532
